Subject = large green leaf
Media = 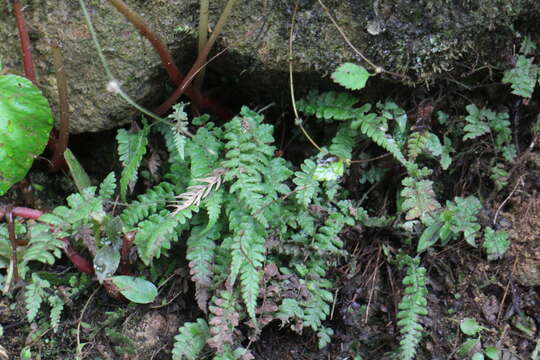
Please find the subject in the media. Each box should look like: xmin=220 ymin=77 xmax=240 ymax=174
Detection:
xmin=0 ymin=75 xmax=54 ymax=195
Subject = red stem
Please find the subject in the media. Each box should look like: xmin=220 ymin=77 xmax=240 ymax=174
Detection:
xmin=119 ymin=231 xmax=135 ymax=275
xmin=105 ymin=0 xmax=232 ymax=119
xmin=5 ymin=207 xmax=20 ymax=283
xmin=62 ymin=238 xmax=94 ymax=275
xmin=12 ymin=0 xmax=36 ymax=83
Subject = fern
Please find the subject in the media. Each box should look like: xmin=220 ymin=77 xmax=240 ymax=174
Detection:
xmin=120 ymin=181 xmax=177 ymax=228
xmin=187 ymin=225 xmax=219 ymax=312
xmin=48 ymin=294 xmax=64 ymax=332
xmin=98 ymin=172 xmax=117 ymax=200
xmin=296 ymin=90 xmax=370 ymax=121
xmin=227 ymin=210 xmax=265 ymax=321
xmin=502 ymin=54 xmax=539 ymax=98
xmin=135 ymin=209 xmax=192 ymax=265
xmin=207 ymin=290 xmax=241 ymax=354
xmin=293 ymin=158 xmax=321 ymax=207
xmin=397 ymin=255 xmax=428 ymax=360
xmin=172 ymin=318 xmax=210 ymax=360
xmin=19 ymin=223 xmax=64 ymax=278
xmin=401 ymin=177 xmax=441 ymax=224
xmin=25 ymin=273 xmax=50 ymax=322
xmin=116 ymin=122 xmax=150 ymax=201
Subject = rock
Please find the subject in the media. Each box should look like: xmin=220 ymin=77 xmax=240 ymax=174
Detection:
xmin=1 ymin=0 xmax=538 ymax=133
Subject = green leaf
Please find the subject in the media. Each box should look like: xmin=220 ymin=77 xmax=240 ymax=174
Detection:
xmin=331 ymin=63 xmax=370 ymax=90
xmin=484 ymin=346 xmax=499 ymax=360
xmin=483 ymin=228 xmax=509 ymax=261
xmin=64 ymin=148 xmax=92 ymax=192
xmin=417 ymin=220 xmax=443 ymax=253
xmin=0 ymin=75 xmax=54 ymax=195
xmin=472 ymin=353 xmax=485 ymax=360
xmin=93 ymin=246 xmax=120 ymax=283
xmin=458 ymin=338 xmax=480 ymax=357
xmin=111 ymin=276 xmax=157 ymax=304
xmin=313 ymin=157 xmax=344 ymax=181
xmin=502 ymin=55 xmax=538 ymax=98
xmin=172 ymin=318 xmax=210 ymax=360
xmin=460 ymin=317 xmax=482 ymax=336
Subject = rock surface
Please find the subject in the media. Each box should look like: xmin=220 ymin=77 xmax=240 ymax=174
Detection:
xmin=0 ymin=0 xmax=538 ymax=133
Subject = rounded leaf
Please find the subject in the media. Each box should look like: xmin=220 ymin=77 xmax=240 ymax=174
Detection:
xmin=460 ymin=317 xmax=482 ymax=336
xmin=0 ymin=75 xmax=54 ymax=195
xmin=111 ymin=275 xmax=157 ymax=304
xmin=331 ymin=63 xmax=370 ymax=90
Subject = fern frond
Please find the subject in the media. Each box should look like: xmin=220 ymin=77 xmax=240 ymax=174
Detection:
xmin=202 ymin=188 xmax=224 ymax=232
xmin=329 ymin=124 xmax=359 ymax=159
xmin=401 ymin=177 xmax=441 ymax=224
xmin=25 ymin=273 xmax=50 ymax=322
xmin=120 ymin=182 xmax=177 ymax=228
xmin=502 ymin=55 xmax=539 ymax=98
xmin=407 ymin=132 xmax=428 ymax=160
xmin=171 ymin=168 xmax=226 ymax=215
xmin=19 ymin=223 xmax=63 ymax=278
xmin=172 ymin=318 xmax=210 ymax=360
xmin=351 ymin=112 xmax=409 ymax=166
xmin=397 ymin=256 xmax=428 ymax=360
xmin=293 ymin=159 xmax=320 ymax=208
xmin=302 ymin=276 xmax=333 ymax=331
xmin=116 ymin=123 xmax=150 ymax=201
xmin=207 ymin=290 xmax=241 ymax=353
xmin=297 ymin=90 xmax=370 ymax=121
xmin=187 ymin=225 xmax=219 ymax=312
xmin=135 ymin=209 xmax=192 ymax=265
xmin=227 ymin=210 xmax=265 ymax=321
xmin=98 ymin=172 xmax=117 ymax=200
xmin=313 ymin=213 xmax=346 ymax=255
xmin=48 ymin=294 xmax=64 ymax=332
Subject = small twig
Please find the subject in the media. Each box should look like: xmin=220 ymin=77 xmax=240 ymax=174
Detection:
xmin=493 ymin=175 xmax=523 ymax=225
xmin=13 ymin=0 xmax=36 ymax=83
xmin=497 ymin=257 xmax=518 ymax=323
xmin=288 ymin=3 xmax=324 ymax=153
xmin=76 ymin=286 xmax=99 ymax=360
xmin=317 ymin=0 xmax=408 ymax=80
xmin=50 ymin=41 xmax=70 ymax=172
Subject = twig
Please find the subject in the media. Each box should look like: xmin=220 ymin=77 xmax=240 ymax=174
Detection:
xmin=12 ymin=0 xmax=36 ymax=83
xmin=76 ymin=286 xmax=99 ymax=360
xmin=317 ymin=0 xmax=408 ymax=80
xmin=288 ymin=3 xmax=324 ymax=153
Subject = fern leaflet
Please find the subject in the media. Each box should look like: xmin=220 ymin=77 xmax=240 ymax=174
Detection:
xmin=116 ymin=122 xmax=150 ymax=201
xmin=172 ymin=318 xmax=210 ymax=360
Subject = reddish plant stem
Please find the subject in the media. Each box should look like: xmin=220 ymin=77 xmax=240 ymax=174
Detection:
xmin=62 ymin=238 xmax=94 ymax=275
xmin=5 ymin=207 xmax=20 ymax=283
xmin=154 ymin=0 xmax=237 ymax=116
xmin=12 ymin=0 xmax=36 ymax=83
xmin=0 ymin=206 xmax=43 ymax=220
xmin=118 ymin=231 xmax=135 ymax=275
xmin=105 ymin=0 xmax=232 ymax=119
xmin=49 ymin=42 xmax=70 ymax=172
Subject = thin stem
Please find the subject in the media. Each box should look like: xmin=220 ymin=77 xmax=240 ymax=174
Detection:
xmin=317 ymin=0 xmax=408 ymax=80
xmin=194 ymin=0 xmax=210 ymax=91
xmin=288 ymin=4 xmax=323 ymax=153
xmin=154 ymin=0 xmax=238 ymax=115
xmin=50 ymin=42 xmax=70 ymax=172
xmin=13 ymin=0 xmax=36 ymax=83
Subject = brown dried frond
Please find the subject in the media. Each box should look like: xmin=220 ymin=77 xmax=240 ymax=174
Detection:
xmin=171 ymin=168 xmax=227 ymax=214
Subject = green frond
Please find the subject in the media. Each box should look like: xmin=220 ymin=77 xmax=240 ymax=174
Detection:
xmin=397 ymin=256 xmax=428 ymax=360
xmin=297 ymin=90 xmax=370 ymax=121
xmin=98 ymin=172 xmax=117 ymax=200
xmin=120 ymin=182 xmax=177 ymax=228
xmin=227 ymin=211 xmax=265 ymax=321
xmin=502 ymin=55 xmax=539 ymax=98
xmin=313 ymin=213 xmax=346 ymax=255
xmin=20 ymin=223 xmax=63 ymax=277
xmin=116 ymin=123 xmax=150 ymax=201
xmin=135 ymin=210 xmax=192 ymax=265
xmin=293 ymin=159 xmax=321 ymax=208
xmin=440 ymin=196 xmax=482 ymax=246
xmin=25 ymin=273 xmax=50 ymax=322
xmin=401 ymin=177 xmax=441 ymax=224
xmin=187 ymin=225 xmax=219 ymax=311
xmin=351 ymin=112 xmax=409 ymax=166
xmin=48 ymin=294 xmax=64 ymax=332
xmin=172 ymin=318 xmax=210 ymax=360
xmin=202 ymin=188 xmax=224 ymax=232
xmin=329 ymin=124 xmax=359 ymax=159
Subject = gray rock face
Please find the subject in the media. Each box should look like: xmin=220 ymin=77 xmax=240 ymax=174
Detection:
xmin=1 ymin=0 xmax=537 ymax=133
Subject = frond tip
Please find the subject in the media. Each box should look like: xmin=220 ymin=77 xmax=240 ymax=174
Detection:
xmin=171 ymin=168 xmax=227 ymax=214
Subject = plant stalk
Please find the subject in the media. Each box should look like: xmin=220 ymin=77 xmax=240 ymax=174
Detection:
xmin=50 ymin=42 xmax=70 ymax=172
xmin=194 ymin=0 xmax=210 ymax=91
xmin=12 ymin=0 xmax=36 ymax=83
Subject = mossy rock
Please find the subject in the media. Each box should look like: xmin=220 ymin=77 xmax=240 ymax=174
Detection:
xmin=0 ymin=0 xmax=538 ymax=133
